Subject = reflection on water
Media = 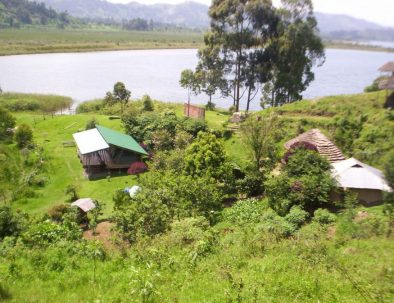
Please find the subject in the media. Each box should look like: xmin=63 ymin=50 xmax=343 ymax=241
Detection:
xmin=0 ymin=48 xmax=393 ymax=110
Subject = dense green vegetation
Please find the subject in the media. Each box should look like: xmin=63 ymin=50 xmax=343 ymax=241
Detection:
xmin=262 ymin=91 xmax=394 ymax=168
xmin=0 ymin=90 xmax=393 ymax=302
xmin=0 ymin=0 xmax=71 ymax=28
xmin=0 ymin=92 xmax=72 ymax=114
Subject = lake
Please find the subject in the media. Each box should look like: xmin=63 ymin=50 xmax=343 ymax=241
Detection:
xmin=0 ymin=48 xmax=393 ymax=110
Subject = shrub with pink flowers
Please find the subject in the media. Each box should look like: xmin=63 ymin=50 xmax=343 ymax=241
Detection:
xmin=127 ymin=161 xmax=148 ymax=175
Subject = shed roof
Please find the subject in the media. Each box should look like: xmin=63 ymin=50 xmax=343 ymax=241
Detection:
xmin=71 ymin=198 xmax=96 ymax=212
xmin=331 ymin=158 xmax=392 ymax=192
xmin=284 ymin=129 xmax=346 ymax=163
xmin=73 ymin=128 xmax=109 ymax=155
xmin=379 ymin=62 xmax=394 ymax=73
xmin=96 ymin=125 xmax=148 ymax=155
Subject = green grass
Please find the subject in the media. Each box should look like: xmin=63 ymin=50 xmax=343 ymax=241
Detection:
xmin=1 ymin=28 xmax=393 ymax=56
xmin=7 ymin=91 xmax=393 ymax=216
xmin=0 ymin=28 xmax=204 ymax=56
xmin=1 ymin=93 xmax=393 ymax=302
xmin=0 ymin=92 xmax=73 ymax=112
xmin=9 ymin=103 xmax=237 ymax=216
xmin=0 ymin=213 xmax=393 ymax=302
xmin=12 ymin=113 xmax=137 ymax=216
xmin=261 ymin=91 xmax=394 ymax=168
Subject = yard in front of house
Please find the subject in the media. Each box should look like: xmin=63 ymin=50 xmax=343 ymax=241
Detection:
xmin=12 ymin=113 xmax=138 ymax=216
xmin=12 ymin=109 xmax=244 ymax=216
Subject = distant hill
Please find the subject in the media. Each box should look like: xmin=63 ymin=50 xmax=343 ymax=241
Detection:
xmin=314 ymin=12 xmax=384 ymax=34
xmin=0 ymin=0 xmax=70 ymax=28
xmin=314 ymin=12 xmax=394 ymax=42
xmin=29 ymin=0 xmax=394 ymax=41
xmin=36 ymin=0 xmax=209 ymax=28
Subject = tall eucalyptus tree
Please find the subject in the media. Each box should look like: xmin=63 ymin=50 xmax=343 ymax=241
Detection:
xmin=199 ymin=0 xmax=278 ymax=112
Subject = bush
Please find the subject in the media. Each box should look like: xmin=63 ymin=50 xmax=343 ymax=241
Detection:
xmin=85 ymin=118 xmax=97 ymax=130
xmin=0 ymin=107 xmax=16 ymax=141
xmin=127 ymin=161 xmax=148 ymax=175
xmin=47 ymin=204 xmax=70 ymax=222
xmin=142 ymin=94 xmax=154 ymax=111
xmin=26 ymin=173 xmax=48 ymax=187
xmin=122 ymin=110 xmax=207 ymax=148
xmin=285 ymin=206 xmax=309 ymax=227
xmin=206 ymin=101 xmax=216 ymax=111
xmin=113 ymin=172 xmax=223 ymax=242
xmin=113 ymin=189 xmax=132 ymax=210
xmin=313 ymin=208 xmax=336 ymax=225
xmin=65 ymin=184 xmax=79 ymax=202
xmin=236 ymin=172 xmax=265 ymax=198
xmin=223 ymin=199 xmax=268 ymax=225
xmin=76 ymin=99 xmax=104 ymax=113
xmin=21 ymin=220 xmax=81 ymax=247
xmin=152 ymin=129 xmax=174 ymax=150
xmin=14 ymin=124 xmax=33 ymax=148
xmin=266 ymin=148 xmax=335 ymax=216
xmin=258 ymin=214 xmax=297 ymax=240
xmin=167 ymin=217 xmax=210 ymax=246
xmin=183 ymin=132 xmax=228 ymax=181
xmin=0 ymin=206 xmax=28 ymax=239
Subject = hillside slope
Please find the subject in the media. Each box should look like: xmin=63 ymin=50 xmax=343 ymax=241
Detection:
xmin=37 ymin=0 xmax=209 ymax=28
xmin=0 ymin=0 xmax=69 ymax=27
xmin=35 ymin=0 xmax=394 ymax=41
xmin=263 ymin=92 xmax=394 ymax=168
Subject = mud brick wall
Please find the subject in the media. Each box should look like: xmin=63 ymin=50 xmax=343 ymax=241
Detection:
xmin=184 ymin=103 xmax=205 ymax=119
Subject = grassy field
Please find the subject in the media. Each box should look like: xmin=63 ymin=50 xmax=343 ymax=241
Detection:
xmin=12 ymin=113 xmax=137 ymax=216
xmin=1 ymin=28 xmax=393 ymax=56
xmin=0 ymin=28 xmax=204 ymax=56
xmin=4 ymin=91 xmax=393 ymax=217
xmin=8 ymin=98 xmax=233 ymax=216
xmin=1 ymin=93 xmax=393 ymax=302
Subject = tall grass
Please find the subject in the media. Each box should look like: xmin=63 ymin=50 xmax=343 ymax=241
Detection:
xmin=0 ymin=28 xmax=204 ymax=56
xmin=0 ymin=92 xmax=73 ymax=113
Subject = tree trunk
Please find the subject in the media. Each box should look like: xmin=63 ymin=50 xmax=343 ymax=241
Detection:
xmin=246 ymin=85 xmax=252 ymax=113
xmin=235 ymin=54 xmax=241 ymax=112
xmin=187 ymin=88 xmax=191 ymax=117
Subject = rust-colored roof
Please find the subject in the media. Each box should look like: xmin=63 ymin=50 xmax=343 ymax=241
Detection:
xmin=379 ymin=76 xmax=394 ymax=90
xmin=379 ymin=62 xmax=394 ymax=73
xmin=284 ymin=129 xmax=346 ymax=163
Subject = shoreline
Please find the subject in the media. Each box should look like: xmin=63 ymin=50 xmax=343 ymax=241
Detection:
xmin=1 ymin=42 xmax=393 ymax=57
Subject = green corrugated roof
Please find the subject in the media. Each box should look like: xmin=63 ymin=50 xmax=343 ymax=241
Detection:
xmin=96 ymin=125 xmax=148 ymax=155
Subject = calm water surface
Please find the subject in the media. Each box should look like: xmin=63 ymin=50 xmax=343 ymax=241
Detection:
xmin=0 ymin=48 xmax=393 ymax=110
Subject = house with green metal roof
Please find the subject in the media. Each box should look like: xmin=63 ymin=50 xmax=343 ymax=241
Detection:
xmin=73 ymin=125 xmax=147 ymax=179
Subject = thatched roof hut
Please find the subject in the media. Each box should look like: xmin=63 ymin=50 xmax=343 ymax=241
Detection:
xmin=284 ymin=129 xmax=345 ymax=163
xmin=378 ymin=62 xmax=394 ymax=73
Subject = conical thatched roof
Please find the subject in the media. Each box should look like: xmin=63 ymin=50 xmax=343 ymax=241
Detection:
xmin=284 ymin=129 xmax=346 ymax=163
xmin=379 ymin=62 xmax=394 ymax=73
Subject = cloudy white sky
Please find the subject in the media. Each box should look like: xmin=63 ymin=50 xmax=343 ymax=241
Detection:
xmin=108 ymin=0 xmax=394 ymax=27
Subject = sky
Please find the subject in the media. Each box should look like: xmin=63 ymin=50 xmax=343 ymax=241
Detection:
xmin=108 ymin=0 xmax=394 ymax=27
